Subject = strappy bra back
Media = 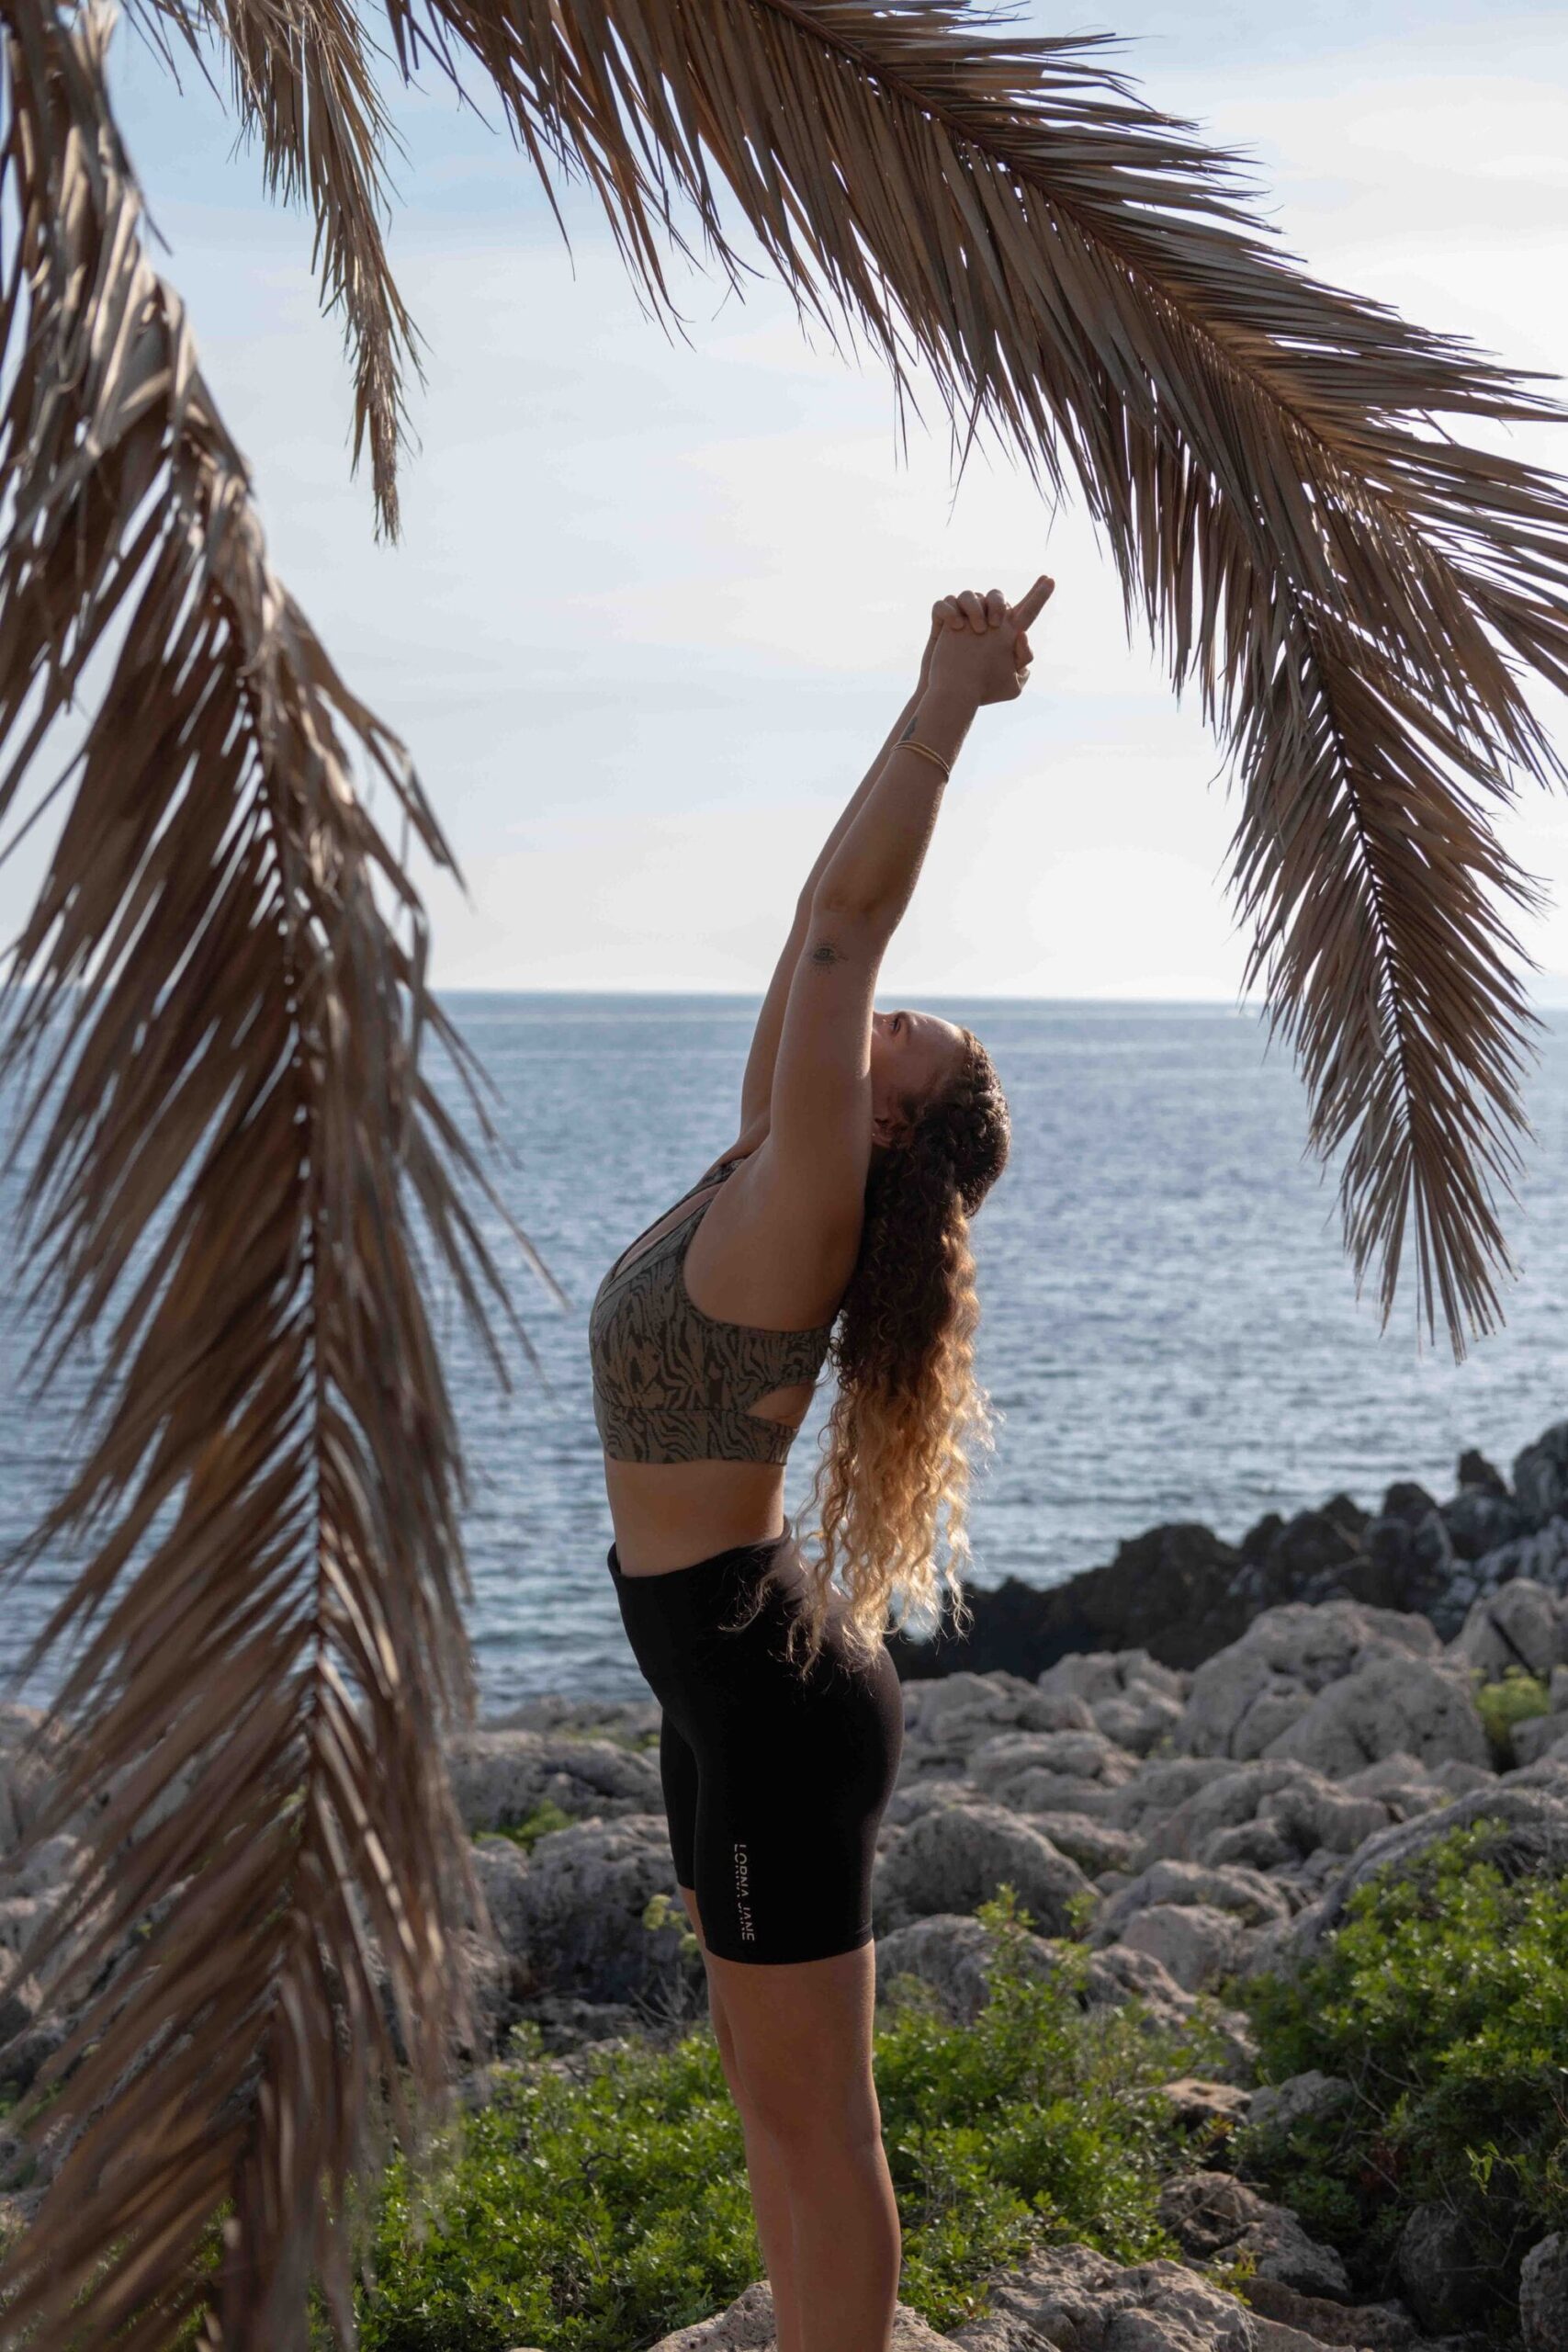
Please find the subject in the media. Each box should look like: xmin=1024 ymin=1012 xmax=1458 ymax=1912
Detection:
xmin=590 ymin=1157 xmax=837 ymax=1466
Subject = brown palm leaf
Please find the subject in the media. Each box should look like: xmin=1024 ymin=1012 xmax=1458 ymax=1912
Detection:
xmin=137 ymin=0 xmax=424 ymax=541
xmin=359 ymin=0 xmax=1564 ymax=1354
xmin=0 ymin=0 xmax=556 ymax=2339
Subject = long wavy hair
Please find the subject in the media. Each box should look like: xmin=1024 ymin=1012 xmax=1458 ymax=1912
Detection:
xmin=727 ymin=1026 xmax=1011 ymax=1676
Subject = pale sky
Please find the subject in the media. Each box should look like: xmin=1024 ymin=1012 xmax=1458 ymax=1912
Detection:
xmin=29 ymin=2 xmax=1567 ymax=998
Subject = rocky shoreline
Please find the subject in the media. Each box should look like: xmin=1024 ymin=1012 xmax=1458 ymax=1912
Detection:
xmin=6 ymin=1420 xmax=1568 ymax=2347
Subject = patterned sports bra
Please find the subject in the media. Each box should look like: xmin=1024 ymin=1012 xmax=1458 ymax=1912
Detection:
xmin=589 ymin=1156 xmax=837 ymax=1466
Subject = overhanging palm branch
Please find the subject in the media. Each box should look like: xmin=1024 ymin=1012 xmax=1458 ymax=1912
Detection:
xmin=220 ymin=0 xmax=1568 ymax=1351
xmin=148 ymin=0 xmax=426 ymax=542
xmin=0 ymin=0 xmax=557 ymax=2339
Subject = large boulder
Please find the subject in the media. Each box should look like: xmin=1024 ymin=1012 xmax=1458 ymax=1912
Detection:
xmin=1450 ymin=1577 xmax=1568 ymax=1681
xmin=1263 ymin=1654 xmax=1491 ymax=1781
xmin=512 ymin=1814 xmax=691 ymax=2003
xmin=642 ymin=2278 xmax=949 ymax=2350
xmin=873 ymin=1803 xmax=1094 ymax=1937
xmin=1036 ymin=1649 xmax=1190 ymax=1758
xmin=1133 ymin=1758 xmax=1413 ymax=1871
xmin=1174 ymin=1604 xmax=1438 ymax=1762
xmin=1095 ymin=1860 xmax=1295 ymax=1943
xmin=900 ymin=1674 xmax=1099 ymax=1777
xmin=875 ymin=1911 xmax=1060 ymax=2024
xmin=1393 ymin=2201 xmax=1491 ymax=2334
xmin=1520 ymin=2230 xmax=1568 ymax=2352
xmin=1108 ymin=1757 xmax=1245 ymax=1837
xmin=968 ymin=1729 xmax=1142 ymax=1811
xmin=1247 ymin=2070 xmax=1356 ymax=2139
xmin=1156 ymin=2170 xmax=1351 ymax=2301
xmin=1114 ymin=1903 xmax=1247 ymax=1993
xmin=949 ymin=2241 xmax=1258 ymax=2351
xmin=444 ymin=1730 xmax=661 ymax=1833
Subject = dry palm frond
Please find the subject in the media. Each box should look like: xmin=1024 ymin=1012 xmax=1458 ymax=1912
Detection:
xmin=0 ymin=0 xmax=552 ymax=2339
xmin=375 ymin=0 xmax=1568 ymax=1354
xmin=136 ymin=0 xmax=423 ymax=540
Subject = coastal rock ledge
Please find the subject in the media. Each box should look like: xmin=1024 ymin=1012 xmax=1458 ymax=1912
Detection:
xmin=592 ymin=2233 xmax=1484 ymax=2349
xmin=884 ymin=1421 xmax=1568 ymax=1679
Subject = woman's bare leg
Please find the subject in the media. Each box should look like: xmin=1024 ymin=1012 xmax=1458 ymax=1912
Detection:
xmin=678 ymin=1886 xmax=805 ymax=2352
xmin=704 ymin=1939 xmax=899 ymax=2352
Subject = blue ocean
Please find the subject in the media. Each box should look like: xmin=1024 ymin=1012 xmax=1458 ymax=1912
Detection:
xmin=2 ymin=994 xmax=1564 ymax=1716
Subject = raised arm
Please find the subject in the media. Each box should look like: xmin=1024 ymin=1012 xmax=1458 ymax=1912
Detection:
xmin=764 ymin=576 xmax=1053 ymax=1226
xmin=736 ymin=621 xmax=943 ymax=1132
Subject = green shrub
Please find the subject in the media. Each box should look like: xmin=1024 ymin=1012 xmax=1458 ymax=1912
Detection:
xmin=1472 ymin=1667 xmax=1551 ymax=1768
xmin=1235 ymin=1817 xmax=1568 ymax=2335
xmin=322 ymin=1884 xmax=1224 ymax=2350
xmin=473 ymin=1799 xmax=578 ymax=1854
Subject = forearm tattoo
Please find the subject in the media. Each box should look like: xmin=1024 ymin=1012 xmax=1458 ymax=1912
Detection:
xmin=811 ymin=938 xmax=845 ymax=966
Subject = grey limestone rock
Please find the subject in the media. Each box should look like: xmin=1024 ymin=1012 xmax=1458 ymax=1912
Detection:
xmin=1519 ymin=2229 xmax=1568 ymax=2352
xmin=445 ymin=1728 xmax=662 ymax=1834
xmin=900 ymin=1672 xmax=1100 ymax=1774
xmin=876 ymin=1911 xmax=1072 ymax=2026
xmin=482 ymin=1691 xmax=660 ymax=1745
xmin=1157 ymin=2169 xmax=1351 ymax=2301
xmin=1109 ymin=1756 xmax=1243 ymax=1836
xmin=949 ymin=2241 xmax=1258 ymax=2351
xmin=1035 ymin=1650 xmax=1190 ymax=1758
xmin=512 ymin=1813 xmax=689 ymax=2003
xmin=1091 ymin=1688 xmax=1187 ymax=1755
xmin=1450 ymin=1577 xmax=1568 ymax=1680
xmin=1512 ymin=1713 xmax=1568 ymax=1767
xmin=1035 ymin=1647 xmax=1190 ymax=1705
xmin=874 ymin=1802 xmax=1095 ymax=1936
xmin=1095 ymin=1860 xmax=1294 ymax=1943
xmin=1393 ymin=2202 xmax=1490 ymax=2335
xmin=1261 ymin=1655 xmax=1490 ymax=1781
xmin=967 ymin=1728 xmax=1143 ymax=1805
xmin=468 ymin=1833 xmax=534 ymax=1968
xmin=1246 ymin=2070 xmax=1356 ymax=2139
xmin=1134 ymin=1758 xmax=1403 ymax=1873
xmin=1175 ymin=1603 xmax=1438 ymax=1763
xmin=1116 ymin=1902 xmax=1246 ymax=1993
xmin=641 ymin=2276 xmax=952 ymax=2349
xmin=1022 ymin=1813 xmax=1140 ymax=1877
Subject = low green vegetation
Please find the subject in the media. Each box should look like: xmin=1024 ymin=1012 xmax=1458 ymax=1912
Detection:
xmin=473 ymin=1799 xmax=578 ymax=1853
xmin=1471 ymin=1666 xmax=1551 ymax=1767
xmin=1234 ymin=1818 xmax=1568 ymax=2336
xmin=316 ymin=1887 xmax=1230 ymax=2351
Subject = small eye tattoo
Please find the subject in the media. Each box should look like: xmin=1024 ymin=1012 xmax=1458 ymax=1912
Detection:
xmin=811 ymin=940 xmax=843 ymax=966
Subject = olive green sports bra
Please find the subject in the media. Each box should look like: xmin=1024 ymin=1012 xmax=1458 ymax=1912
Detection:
xmin=590 ymin=1157 xmax=836 ymax=1465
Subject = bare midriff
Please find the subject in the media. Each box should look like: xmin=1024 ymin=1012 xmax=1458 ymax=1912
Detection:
xmin=604 ymin=1456 xmax=796 ymax=1577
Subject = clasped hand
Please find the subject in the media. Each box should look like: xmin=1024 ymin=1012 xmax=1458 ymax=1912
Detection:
xmin=921 ymin=575 xmax=1055 ymax=706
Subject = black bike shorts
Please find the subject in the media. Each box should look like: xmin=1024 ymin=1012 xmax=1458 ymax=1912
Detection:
xmin=607 ymin=1530 xmax=905 ymax=1964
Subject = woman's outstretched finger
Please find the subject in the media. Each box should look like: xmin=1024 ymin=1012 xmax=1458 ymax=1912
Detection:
xmin=1010 ymin=574 xmax=1055 ymax=630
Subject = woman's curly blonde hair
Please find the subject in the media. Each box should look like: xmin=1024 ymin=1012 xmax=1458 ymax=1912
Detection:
xmin=727 ymin=1027 xmax=1010 ymax=1677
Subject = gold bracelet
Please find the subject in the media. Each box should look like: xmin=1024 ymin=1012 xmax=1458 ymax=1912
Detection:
xmin=901 ymin=737 xmax=952 ymax=781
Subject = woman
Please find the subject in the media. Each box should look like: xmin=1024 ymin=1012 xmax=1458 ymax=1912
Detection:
xmin=588 ymin=575 xmax=1051 ymax=2352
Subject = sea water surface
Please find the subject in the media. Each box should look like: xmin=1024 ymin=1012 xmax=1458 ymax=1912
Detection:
xmin=2 ymin=994 xmax=1565 ymax=1714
